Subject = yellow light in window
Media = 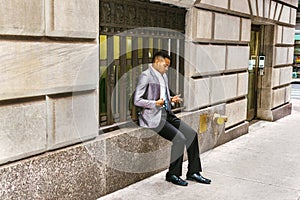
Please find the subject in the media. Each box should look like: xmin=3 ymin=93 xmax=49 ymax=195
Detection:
xmin=114 ymin=36 xmax=120 ymax=60
xmin=100 ymin=35 xmax=107 ymax=60
xmin=126 ymin=37 xmax=132 ymax=59
xmin=138 ymin=37 xmax=143 ymax=59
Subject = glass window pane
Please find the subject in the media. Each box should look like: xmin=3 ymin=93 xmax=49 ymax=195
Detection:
xmin=114 ymin=36 xmax=120 ymax=60
xmin=149 ymin=38 xmax=153 ymax=58
xmin=126 ymin=37 xmax=132 ymax=59
xmin=100 ymin=35 xmax=107 ymax=60
xmin=158 ymin=38 xmax=162 ymax=51
xmin=99 ymin=66 xmax=107 ymax=115
xmin=138 ymin=37 xmax=143 ymax=59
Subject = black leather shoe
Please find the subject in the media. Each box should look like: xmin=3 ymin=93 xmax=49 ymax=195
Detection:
xmin=166 ymin=173 xmax=188 ymax=186
xmin=186 ymin=172 xmax=211 ymax=184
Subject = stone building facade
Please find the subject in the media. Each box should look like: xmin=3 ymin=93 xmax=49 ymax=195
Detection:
xmin=0 ymin=0 xmax=297 ymax=199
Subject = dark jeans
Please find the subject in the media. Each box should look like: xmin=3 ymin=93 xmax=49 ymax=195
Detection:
xmin=151 ymin=110 xmax=202 ymax=176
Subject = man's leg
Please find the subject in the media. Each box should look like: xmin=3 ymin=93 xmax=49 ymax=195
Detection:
xmin=178 ymin=121 xmax=202 ymax=174
xmin=167 ymin=114 xmax=211 ymax=184
xmin=166 ymin=113 xmax=202 ymax=174
xmin=152 ymin=118 xmax=187 ymax=176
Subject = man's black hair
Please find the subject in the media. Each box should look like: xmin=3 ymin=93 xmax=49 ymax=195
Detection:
xmin=152 ymin=51 xmax=171 ymax=63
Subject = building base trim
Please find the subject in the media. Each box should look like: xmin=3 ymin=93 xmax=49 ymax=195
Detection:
xmin=272 ymin=103 xmax=292 ymax=121
xmin=215 ymin=121 xmax=249 ymax=147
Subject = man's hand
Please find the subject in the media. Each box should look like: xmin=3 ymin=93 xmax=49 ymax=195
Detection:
xmin=171 ymin=94 xmax=183 ymax=103
xmin=156 ymin=98 xmax=165 ymax=107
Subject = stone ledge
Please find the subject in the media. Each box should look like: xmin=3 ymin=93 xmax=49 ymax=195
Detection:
xmin=215 ymin=121 xmax=249 ymax=147
xmin=272 ymin=103 xmax=292 ymax=121
xmin=0 ymin=107 xmax=250 ymax=199
xmin=0 ymin=143 xmax=106 ymax=200
xmin=0 ymin=124 xmax=170 ymax=199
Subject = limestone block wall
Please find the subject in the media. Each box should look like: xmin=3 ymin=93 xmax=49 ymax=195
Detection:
xmin=271 ymin=24 xmax=294 ymax=109
xmin=45 ymin=0 xmax=98 ymax=38
xmin=0 ymin=0 xmax=99 ymax=165
xmin=225 ymin=99 xmax=247 ymax=128
xmin=185 ymin=3 xmax=250 ymax=129
xmin=196 ymin=0 xmax=297 ymax=25
xmin=256 ymin=16 xmax=294 ymax=119
xmin=47 ymin=91 xmax=98 ymax=150
xmin=0 ymin=98 xmax=47 ymax=164
xmin=187 ymin=0 xmax=296 ymax=125
xmin=0 ymin=0 xmax=45 ymax=36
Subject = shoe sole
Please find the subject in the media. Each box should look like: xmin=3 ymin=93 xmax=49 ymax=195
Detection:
xmin=166 ymin=178 xmax=188 ymax=186
xmin=186 ymin=177 xmax=211 ymax=184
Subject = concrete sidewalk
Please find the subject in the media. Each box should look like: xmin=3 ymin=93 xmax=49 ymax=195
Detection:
xmin=98 ymin=100 xmax=300 ymax=200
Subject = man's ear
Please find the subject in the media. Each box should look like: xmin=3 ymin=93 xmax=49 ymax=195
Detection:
xmin=153 ymin=58 xmax=160 ymax=68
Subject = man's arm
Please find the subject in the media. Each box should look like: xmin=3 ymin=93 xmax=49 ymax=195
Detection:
xmin=134 ymin=73 xmax=157 ymax=109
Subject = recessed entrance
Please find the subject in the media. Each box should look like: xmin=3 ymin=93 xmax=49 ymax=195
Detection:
xmin=247 ymin=25 xmax=262 ymax=121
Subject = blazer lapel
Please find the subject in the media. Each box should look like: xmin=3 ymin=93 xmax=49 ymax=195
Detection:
xmin=149 ymin=66 xmax=161 ymax=99
xmin=149 ymin=66 xmax=159 ymax=83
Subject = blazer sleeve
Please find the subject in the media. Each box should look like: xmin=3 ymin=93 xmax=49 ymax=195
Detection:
xmin=134 ymin=72 xmax=156 ymax=109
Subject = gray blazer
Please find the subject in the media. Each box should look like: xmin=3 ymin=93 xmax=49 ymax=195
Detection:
xmin=134 ymin=66 xmax=172 ymax=128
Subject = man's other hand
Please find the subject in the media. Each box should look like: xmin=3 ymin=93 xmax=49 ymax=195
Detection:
xmin=171 ymin=94 xmax=183 ymax=103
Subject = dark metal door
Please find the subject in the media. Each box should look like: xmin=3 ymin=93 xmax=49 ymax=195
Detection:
xmin=247 ymin=25 xmax=261 ymax=121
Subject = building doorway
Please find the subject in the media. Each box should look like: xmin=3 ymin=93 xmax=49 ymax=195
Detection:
xmin=247 ymin=25 xmax=262 ymax=121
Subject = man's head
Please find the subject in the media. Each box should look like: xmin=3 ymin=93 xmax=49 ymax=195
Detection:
xmin=152 ymin=51 xmax=171 ymax=75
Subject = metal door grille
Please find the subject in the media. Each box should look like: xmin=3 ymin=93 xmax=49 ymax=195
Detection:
xmin=99 ymin=0 xmax=186 ymax=127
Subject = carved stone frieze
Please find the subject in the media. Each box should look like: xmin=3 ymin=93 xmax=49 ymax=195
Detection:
xmin=115 ymin=4 xmax=125 ymax=24
xmin=100 ymin=2 xmax=111 ymax=24
xmin=99 ymin=0 xmax=186 ymax=35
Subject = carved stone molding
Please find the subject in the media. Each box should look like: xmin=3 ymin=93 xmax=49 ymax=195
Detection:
xmin=100 ymin=0 xmax=186 ymax=35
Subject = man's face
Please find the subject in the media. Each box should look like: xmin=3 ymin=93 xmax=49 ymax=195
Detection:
xmin=165 ymin=58 xmax=170 ymax=70
xmin=154 ymin=57 xmax=170 ymax=74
